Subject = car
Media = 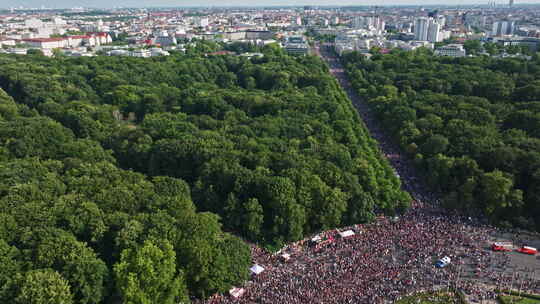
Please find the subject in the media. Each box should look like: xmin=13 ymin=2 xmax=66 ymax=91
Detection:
xmin=435 ymin=256 xmax=451 ymax=268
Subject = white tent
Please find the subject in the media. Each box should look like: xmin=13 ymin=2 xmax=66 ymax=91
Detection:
xmin=229 ymin=287 xmax=245 ymax=298
xmin=281 ymin=253 xmax=291 ymax=261
xmin=250 ymin=264 xmax=265 ymax=275
xmin=338 ymin=230 xmax=355 ymax=238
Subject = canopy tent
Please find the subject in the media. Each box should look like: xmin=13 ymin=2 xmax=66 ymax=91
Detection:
xmin=250 ymin=264 xmax=265 ymax=275
xmin=338 ymin=230 xmax=355 ymax=238
xmin=280 ymin=253 xmax=291 ymax=261
xmin=229 ymin=287 xmax=245 ymax=298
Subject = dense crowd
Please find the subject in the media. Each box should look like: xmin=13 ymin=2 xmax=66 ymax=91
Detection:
xmin=202 ymin=203 xmax=535 ymax=304
xmin=199 ymin=46 xmax=540 ymax=304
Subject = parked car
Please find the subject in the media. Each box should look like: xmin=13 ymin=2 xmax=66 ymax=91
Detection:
xmin=435 ymin=256 xmax=451 ymax=268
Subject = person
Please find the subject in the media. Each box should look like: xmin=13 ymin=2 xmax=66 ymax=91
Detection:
xmin=195 ymin=50 xmax=540 ymax=304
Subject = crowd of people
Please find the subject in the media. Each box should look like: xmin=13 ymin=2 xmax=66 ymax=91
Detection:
xmin=199 ymin=45 xmax=540 ymax=304
xmin=203 ymin=203 xmax=540 ymax=304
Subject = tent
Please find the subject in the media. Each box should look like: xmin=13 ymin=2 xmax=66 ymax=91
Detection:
xmin=338 ymin=230 xmax=355 ymax=238
xmin=280 ymin=253 xmax=291 ymax=261
xmin=229 ymin=287 xmax=245 ymax=298
xmin=250 ymin=264 xmax=265 ymax=275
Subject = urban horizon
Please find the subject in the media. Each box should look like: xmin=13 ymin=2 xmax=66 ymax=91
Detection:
xmin=2 ymin=1 xmax=540 ymax=10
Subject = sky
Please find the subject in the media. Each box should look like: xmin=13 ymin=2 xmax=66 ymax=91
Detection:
xmin=2 ymin=0 xmax=540 ymax=8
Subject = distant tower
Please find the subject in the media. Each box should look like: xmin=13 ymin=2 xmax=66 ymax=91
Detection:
xmin=509 ymin=0 xmax=514 ymax=6
xmin=414 ymin=17 xmax=429 ymax=41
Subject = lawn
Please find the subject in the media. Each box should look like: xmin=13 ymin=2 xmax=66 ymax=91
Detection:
xmin=395 ymin=291 xmax=459 ymax=304
xmin=499 ymin=295 xmax=540 ymax=304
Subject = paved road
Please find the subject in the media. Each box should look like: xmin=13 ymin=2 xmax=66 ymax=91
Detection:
xmin=314 ymin=43 xmax=433 ymax=203
xmin=197 ymin=46 xmax=540 ymax=304
xmin=315 ymin=42 xmax=540 ymax=294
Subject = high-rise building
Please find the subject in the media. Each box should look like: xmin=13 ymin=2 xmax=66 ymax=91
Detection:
xmin=352 ymin=16 xmax=385 ymax=35
xmin=353 ymin=16 xmax=372 ymax=29
xmin=415 ymin=17 xmax=441 ymax=42
xmin=428 ymin=20 xmax=442 ymax=42
xmin=414 ymin=17 xmax=429 ymax=41
xmin=509 ymin=0 xmax=514 ymax=7
xmin=492 ymin=21 xmax=515 ymax=36
xmin=437 ymin=16 xmax=446 ymax=28
xmin=353 ymin=16 xmax=362 ymax=29
xmin=196 ymin=17 xmax=209 ymax=27
xmin=25 ymin=18 xmax=43 ymax=28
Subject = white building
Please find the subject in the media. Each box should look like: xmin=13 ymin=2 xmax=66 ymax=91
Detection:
xmin=435 ymin=44 xmax=467 ymax=57
xmin=284 ymin=36 xmax=309 ymax=55
xmin=437 ymin=16 xmax=446 ymax=28
xmin=86 ymin=32 xmax=113 ymax=45
xmin=53 ymin=17 xmax=67 ymax=26
xmin=415 ymin=17 xmax=442 ymax=42
xmin=131 ymin=49 xmax=151 ymax=58
xmin=22 ymin=37 xmax=67 ymax=49
xmin=197 ymin=17 xmax=209 ymax=27
xmin=153 ymin=31 xmax=177 ymax=46
xmin=427 ymin=21 xmax=442 ymax=42
xmin=492 ymin=21 xmax=515 ymax=36
xmin=25 ymin=18 xmax=43 ymax=29
xmin=150 ymin=48 xmax=170 ymax=56
xmin=7 ymin=48 xmax=28 ymax=55
xmin=414 ymin=17 xmax=429 ymax=41
xmin=108 ymin=49 xmax=130 ymax=56
xmin=0 ymin=38 xmax=16 ymax=47
xmin=353 ymin=16 xmax=385 ymax=34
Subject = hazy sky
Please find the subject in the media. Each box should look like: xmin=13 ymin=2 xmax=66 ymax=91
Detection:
xmin=2 ymin=0 xmax=539 ymax=8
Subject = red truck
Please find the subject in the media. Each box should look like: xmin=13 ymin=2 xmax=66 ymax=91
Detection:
xmin=517 ymin=246 xmax=538 ymax=255
xmin=491 ymin=242 xmax=513 ymax=252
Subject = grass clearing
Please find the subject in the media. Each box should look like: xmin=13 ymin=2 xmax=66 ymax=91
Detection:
xmin=499 ymin=295 xmax=540 ymax=304
xmin=395 ymin=291 xmax=460 ymax=304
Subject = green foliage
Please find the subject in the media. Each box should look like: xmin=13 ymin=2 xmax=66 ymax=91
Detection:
xmin=343 ymin=49 xmax=540 ymax=230
xmin=0 ymin=49 xmax=407 ymax=302
xmin=463 ymin=40 xmax=483 ymax=55
xmin=114 ymin=239 xmax=189 ymax=304
xmin=15 ymin=269 xmax=73 ymax=304
xmin=395 ymin=291 xmax=460 ymax=304
xmin=499 ymin=295 xmax=540 ymax=304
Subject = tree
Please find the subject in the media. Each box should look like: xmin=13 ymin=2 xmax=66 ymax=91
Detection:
xmin=0 ymin=240 xmax=20 ymax=301
xmin=35 ymin=230 xmax=108 ymax=304
xmin=15 ymin=269 xmax=73 ymax=304
xmin=242 ymin=198 xmax=264 ymax=240
xmin=479 ymin=170 xmax=522 ymax=218
xmin=0 ymin=47 xmax=414 ymax=302
xmin=27 ymin=49 xmax=45 ymax=56
xmin=420 ymin=134 xmax=449 ymax=157
xmin=463 ymin=40 xmax=482 ymax=55
xmin=114 ymin=239 xmax=188 ymax=304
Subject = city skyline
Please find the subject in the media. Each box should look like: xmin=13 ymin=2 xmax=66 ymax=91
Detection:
xmin=2 ymin=0 xmax=540 ymax=9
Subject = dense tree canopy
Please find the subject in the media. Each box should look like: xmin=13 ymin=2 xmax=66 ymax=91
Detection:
xmin=0 ymin=44 xmax=408 ymax=303
xmin=343 ymin=49 xmax=540 ymax=230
